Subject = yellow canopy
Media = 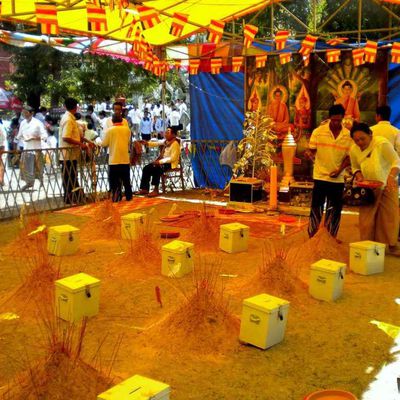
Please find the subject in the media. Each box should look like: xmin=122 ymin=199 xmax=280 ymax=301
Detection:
xmin=0 ymin=1 xmax=275 ymax=46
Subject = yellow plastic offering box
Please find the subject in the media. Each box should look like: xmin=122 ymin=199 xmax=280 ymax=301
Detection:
xmin=219 ymin=222 xmax=249 ymax=253
xmin=121 ymin=212 xmax=147 ymax=240
xmin=97 ymin=374 xmax=170 ymax=400
xmin=349 ymin=240 xmax=385 ymax=275
xmin=55 ymin=273 xmax=100 ymax=322
xmin=309 ymin=259 xmax=346 ymax=301
xmin=47 ymin=224 xmax=80 ymax=256
xmin=239 ymin=293 xmax=290 ymax=350
xmin=161 ymin=240 xmax=194 ymax=278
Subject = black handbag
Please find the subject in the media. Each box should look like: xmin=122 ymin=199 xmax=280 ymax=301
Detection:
xmin=343 ymin=173 xmax=375 ymax=206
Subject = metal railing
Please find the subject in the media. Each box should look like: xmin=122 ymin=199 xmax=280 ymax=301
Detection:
xmin=0 ymin=140 xmax=239 ymax=220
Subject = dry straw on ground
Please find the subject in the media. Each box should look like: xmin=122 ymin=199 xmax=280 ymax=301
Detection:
xmin=146 ymin=257 xmax=240 ymax=355
xmin=0 ymin=313 xmax=118 ymax=400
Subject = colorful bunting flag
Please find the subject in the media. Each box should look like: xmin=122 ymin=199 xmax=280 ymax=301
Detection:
xmin=210 ymin=57 xmax=222 ymax=74
xmin=137 ymin=6 xmax=161 ymax=30
xmin=169 ymin=12 xmax=188 ymax=37
xmin=352 ymin=48 xmax=365 ymax=66
xmin=208 ymin=20 xmax=225 ymax=44
xmin=255 ymin=54 xmax=267 ymax=68
xmin=275 ymin=30 xmax=290 ymax=50
xmin=35 ymin=2 xmax=59 ymax=35
xmin=231 ymin=56 xmax=243 ymax=72
xmin=87 ymin=2 xmax=108 ymax=32
xmin=144 ymin=54 xmax=153 ymax=71
xmin=243 ymin=24 xmax=258 ymax=49
xmin=391 ymin=42 xmax=400 ymax=63
xmin=189 ymin=59 xmax=201 ymax=75
xmin=364 ymin=40 xmax=378 ymax=63
xmin=279 ymin=52 xmax=292 ymax=65
xmin=174 ymin=59 xmax=181 ymax=70
xmin=299 ymin=35 xmax=318 ymax=56
xmin=326 ymin=49 xmax=341 ymax=63
xmin=326 ymin=37 xmax=348 ymax=46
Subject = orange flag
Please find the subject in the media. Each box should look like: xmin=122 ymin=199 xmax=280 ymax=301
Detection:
xmin=279 ymin=52 xmax=292 ymax=65
xmin=326 ymin=37 xmax=348 ymax=46
xmin=326 ymin=49 xmax=341 ymax=63
xmin=352 ymin=48 xmax=365 ymax=66
xmin=189 ymin=59 xmax=201 ymax=75
xmin=364 ymin=41 xmax=378 ymax=63
xmin=211 ymin=58 xmax=222 ymax=74
xmin=231 ymin=56 xmax=243 ymax=72
xmin=391 ymin=42 xmax=400 ymax=64
xmin=35 ymin=2 xmax=59 ymax=35
xmin=299 ymin=35 xmax=318 ymax=56
xmin=87 ymin=2 xmax=108 ymax=32
xmin=170 ymin=12 xmax=188 ymax=37
xmin=137 ymin=6 xmax=161 ymax=30
xmin=255 ymin=54 xmax=267 ymax=68
xmin=243 ymin=24 xmax=258 ymax=49
xmin=275 ymin=30 xmax=290 ymax=50
xmin=208 ymin=20 xmax=225 ymax=44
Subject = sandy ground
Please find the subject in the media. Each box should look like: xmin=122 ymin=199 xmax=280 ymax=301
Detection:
xmin=0 ymin=195 xmax=399 ymax=400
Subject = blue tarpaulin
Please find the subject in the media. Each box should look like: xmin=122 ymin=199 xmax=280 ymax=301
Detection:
xmin=190 ymin=72 xmax=244 ymax=188
xmin=388 ymin=63 xmax=400 ymax=127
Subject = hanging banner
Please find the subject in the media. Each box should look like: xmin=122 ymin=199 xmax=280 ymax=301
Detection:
xmin=279 ymin=52 xmax=292 ymax=64
xmin=352 ymin=48 xmax=365 ymax=66
xmin=275 ymin=30 xmax=290 ymax=50
xmin=391 ymin=42 xmax=400 ymax=63
xmin=232 ymin=56 xmax=243 ymax=72
xmin=243 ymin=24 xmax=258 ymax=49
xmin=364 ymin=40 xmax=378 ymax=63
xmin=299 ymin=34 xmax=318 ymax=56
xmin=208 ymin=20 xmax=225 ymax=44
xmin=189 ymin=59 xmax=201 ymax=74
xmin=255 ymin=54 xmax=267 ymax=68
xmin=169 ymin=12 xmax=188 ymax=37
xmin=35 ymin=2 xmax=59 ymax=35
xmin=326 ymin=49 xmax=341 ymax=63
xmin=137 ymin=6 xmax=161 ymax=30
xmin=326 ymin=37 xmax=348 ymax=46
xmin=87 ymin=2 xmax=108 ymax=32
xmin=210 ymin=57 xmax=222 ymax=74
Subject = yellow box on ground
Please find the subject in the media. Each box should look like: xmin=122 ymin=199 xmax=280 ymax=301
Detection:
xmin=121 ymin=212 xmax=147 ymax=240
xmin=55 ymin=273 xmax=100 ymax=322
xmin=219 ymin=222 xmax=249 ymax=253
xmin=47 ymin=224 xmax=80 ymax=256
xmin=309 ymin=259 xmax=346 ymax=301
xmin=97 ymin=374 xmax=170 ymax=400
xmin=349 ymin=240 xmax=385 ymax=275
xmin=239 ymin=293 xmax=290 ymax=350
xmin=161 ymin=240 xmax=194 ymax=278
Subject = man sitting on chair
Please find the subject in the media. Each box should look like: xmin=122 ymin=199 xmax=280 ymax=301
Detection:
xmin=135 ymin=127 xmax=180 ymax=197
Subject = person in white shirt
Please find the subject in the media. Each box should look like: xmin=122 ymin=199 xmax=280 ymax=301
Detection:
xmin=178 ymin=99 xmax=187 ymax=119
xmin=169 ymin=106 xmax=181 ymax=131
xmin=16 ymin=105 xmax=48 ymax=190
xmin=350 ymin=122 xmax=400 ymax=255
xmin=305 ymin=104 xmax=352 ymax=238
xmin=139 ymin=110 xmax=152 ymax=141
xmin=100 ymin=114 xmax=132 ymax=202
xmin=370 ymin=105 xmax=400 ymax=156
xmin=135 ymin=127 xmax=181 ymax=197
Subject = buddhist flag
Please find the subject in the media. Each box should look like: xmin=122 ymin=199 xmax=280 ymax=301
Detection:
xmin=243 ymin=24 xmax=258 ymax=49
xmin=391 ymin=42 xmax=400 ymax=63
xmin=364 ymin=40 xmax=378 ymax=63
xmin=137 ymin=6 xmax=161 ymax=30
xmin=208 ymin=20 xmax=225 ymax=44
xmin=352 ymin=48 xmax=365 ymax=66
xmin=144 ymin=54 xmax=153 ymax=71
xmin=153 ymin=56 xmax=160 ymax=76
xmin=169 ymin=12 xmax=188 ymax=37
xmin=299 ymin=35 xmax=318 ymax=56
xmin=189 ymin=59 xmax=201 ymax=75
xmin=280 ymin=52 xmax=292 ymax=65
xmin=87 ymin=2 xmax=108 ymax=32
xmin=174 ymin=59 xmax=181 ymax=70
xmin=326 ymin=49 xmax=341 ymax=63
xmin=35 ymin=2 xmax=59 ymax=35
xmin=232 ymin=56 xmax=243 ymax=72
xmin=326 ymin=37 xmax=348 ymax=46
xmin=275 ymin=30 xmax=290 ymax=50
xmin=255 ymin=54 xmax=267 ymax=68
xmin=211 ymin=58 xmax=222 ymax=74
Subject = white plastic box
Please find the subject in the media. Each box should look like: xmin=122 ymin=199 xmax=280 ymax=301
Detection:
xmin=219 ymin=222 xmax=249 ymax=253
xmin=161 ymin=240 xmax=194 ymax=278
xmin=55 ymin=273 xmax=100 ymax=322
xmin=309 ymin=259 xmax=346 ymax=301
xmin=239 ymin=293 xmax=290 ymax=350
xmin=349 ymin=240 xmax=385 ymax=275
xmin=47 ymin=225 xmax=80 ymax=256
xmin=97 ymin=375 xmax=170 ymax=400
xmin=121 ymin=212 xmax=147 ymax=240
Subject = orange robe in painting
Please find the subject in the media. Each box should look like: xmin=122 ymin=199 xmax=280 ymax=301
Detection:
xmin=335 ymin=95 xmax=360 ymax=121
xmin=267 ymin=100 xmax=290 ymax=135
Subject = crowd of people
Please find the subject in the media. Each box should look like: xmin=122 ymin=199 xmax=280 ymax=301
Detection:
xmin=306 ymin=104 xmax=400 ymax=256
